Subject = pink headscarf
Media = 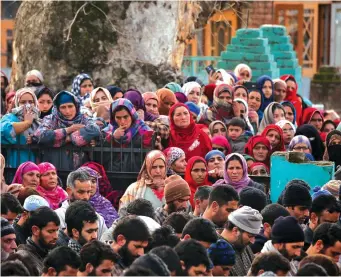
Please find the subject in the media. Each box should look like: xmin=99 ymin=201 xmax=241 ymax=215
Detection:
xmin=12 ymin=162 xmax=40 ymax=184
xmin=36 ymin=162 xmax=67 ymax=210
xmin=211 ymin=135 xmax=232 ymax=154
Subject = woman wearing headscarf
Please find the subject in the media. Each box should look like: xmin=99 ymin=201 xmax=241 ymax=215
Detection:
xmin=256 ymin=75 xmax=274 ymax=112
xmin=243 ymin=154 xmax=255 ymax=170
xmin=281 ymin=101 xmax=297 ymax=126
xmin=248 ymin=88 xmax=264 ymax=123
xmin=214 ymin=153 xmax=264 ymax=193
xmin=35 ymin=86 xmax=55 ymax=119
xmin=167 ymin=103 xmax=212 ymax=161
xmin=25 ymin=69 xmax=44 ymax=87
xmin=89 ymin=87 xmax=113 ymax=116
xmin=12 ymin=162 xmax=40 ymax=189
xmin=209 ymin=120 xmax=227 ymax=138
xmin=1 ymin=87 xmax=40 ymax=167
xmin=323 ymin=130 xmax=341 ymax=168
xmin=233 ymin=85 xmax=248 ymax=102
xmin=106 ymin=85 xmax=124 ymax=101
xmin=119 ymin=150 xmax=167 ymax=210
xmin=185 ymin=156 xmax=211 ymax=208
xmin=211 ymin=135 xmax=232 ymax=156
xmin=276 ymin=119 xmax=296 ymax=149
xmin=234 ymin=64 xmax=252 ymax=82
xmin=163 ymin=147 xmax=187 ymax=176
xmin=244 ymin=135 xmax=271 ymax=168
xmin=5 ymin=91 xmax=15 ymax=114
xmin=164 ymin=82 xmax=183 ymax=94
xmin=280 ymin=75 xmax=303 ymax=125
xmin=233 ymin=98 xmax=255 ymax=135
xmin=71 ymin=73 xmax=94 ymax=105
xmin=156 ymin=88 xmax=177 ymax=116
xmin=249 ymin=162 xmax=269 ymax=176
xmin=295 ymin=124 xmax=325 ymax=161
xmin=261 ymin=124 xmax=285 ymax=153
xmin=258 ymin=102 xmax=286 ymax=134
xmin=142 ymin=92 xmax=159 ymax=116
xmin=321 ymin=120 xmax=336 ymax=134
xmin=288 ymin=135 xmax=312 ymax=156
xmin=36 ymin=162 xmax=67 ymax=210
xmin=182 ymin=82 xmax=202 ymax=105
xmin=205 ymin=150 xmax=225 ymax=183
xmin=185 ymin=102 xmax=201 ymax=122
xmin=302 ymin=107 xmax=324 ymax=131
xmin=80 ymin=166 xmax=119 ymax=227
xmin=215 ymin=69 xmax=235 ymax=85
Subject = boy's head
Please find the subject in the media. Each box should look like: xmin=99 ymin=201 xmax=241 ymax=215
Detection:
xmin=227 ymin=117 xmax=245 ymax=140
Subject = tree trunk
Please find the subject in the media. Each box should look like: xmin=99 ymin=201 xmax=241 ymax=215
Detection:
xmin=10 ymin=1 xmax=226 ymax=92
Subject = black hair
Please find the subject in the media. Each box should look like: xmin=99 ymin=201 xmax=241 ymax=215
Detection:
xmin=122 ymin=265 xmax=156 ymax=276
xmin=148 ymin=225 xmax=180 ymax=249
xmin=126 ymin=199 xmax=155 ymax=219
xmin=311 ymin=194 xmax=341 ymax=216
xmin=150 ymin=246 xmax=182 ymax=275
xmin=297 ymin=263 xmax=328 ymax=276
xmin=0 ymin=260 xmax=30 ymax=276
xmin=43 ymin=246 xmax=81 ymax=274
xmin=162 ymin=212 xmax=192 ymax=234
xmin=208 ymin=185 xmax=239 ymax=206
xmin=227 ymin=117 xmax=246 ymax=130
xmin=321 ymin=120 xmax=337 ymax=132
xmin=312 ymin=222 xmax=341 ymax=247
xmin=1 ymin=192 xmax=24 ymax=214
xmin=130 ymin=253 xmax=170 ymax=276
xmin=6 ymin=250 xmax=41 ymax=276
xmin=35 ymin=86 xmax=55 ymax=100
xmin=112 ymin=105 xmax=133 ymax=123
xmin=65 ymin=201 xmax=98 ymax=237
xmin=174 ymin=239 xmax=211 ymax=269
xmin=250 ymin=252 xmax=291 ymax=276
xmin=299 ymin=254 xmax=339 ymax=276
xmin=225 ymin=220 xmax=237 ymax=231
xmin=194 ymin=185 xmax=212 ymax=201
xmin=113 ymin=215 xmax=150 ymax=242
xmin=261 ymin=204 xmax=290 ymax=226
xmin=79 ymin=240 xmax=119 ymax=272
xmin=181 ymin=218 xmax=218 ymax=243
xmin=27 ymin=206 xmax=60 ymax=234
xmin=271 ymin=103 xmax=285 ymax=115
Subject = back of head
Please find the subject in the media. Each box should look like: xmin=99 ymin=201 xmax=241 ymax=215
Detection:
xmin=131 ymin=253 xmax=170 ymax=276
xmin=122 ymin=265 xmax=157 ymax=276
xmin=181 ymin=217 xmax=218 ymax=244
xmin=149 ymin=225 xmax=180 ymax=249
xmin=227 ymin=117 xmax=246 ymax=130
xmin=27 ymin=206 xmax=60 ymax=234
xmin=261 ymin=204 xmax=290 ymax=225
xmin=299 ymin=254 xmax=339 ymax=276
xmin=126 ymin=199 xmax=155 ymax=219
xmin=194 ymin=185 xmax=212 ymax=201
xmin=1 ymin=192 xmax=23 ymax=215
xmin=150 ymin=245 xmax=182 ymax=275
xmin=208 ymin=239 xmax=235 ymax=267
xmin=208 ymin=185 xmax=239 ymax=206
xmin=113 ymin=215 xmax=150 ymax=242
xmin=6 ymin=250 xmax=41 ymax=276
xmin=162 ymin=212 xmax=192 ymax=234
xmin=239 ymin=187 xmax=267 ymax=212
xmin=311 ymin=194 xmax=340 ymax=216
xmin=250 ymin=252 xmax=290 ymax=276
xmin=1 ymin=260 xmax=30 ymax=276
xmin=297 ymin=263 xmax=328 ymax=276
xmin=312 ymin=222 xmax=341 ymax=247
xmin=271 ymin=216 xmax=304 ymax=244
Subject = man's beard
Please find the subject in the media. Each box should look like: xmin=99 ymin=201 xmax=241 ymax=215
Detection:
xmin=78 ymin=233 xmax=95 ymax=246
xmin=38 ymin=233 xmax=56 ymax=250
xmin=278 ymin=246 xmax=294 ymax=261
xmin=118 ymin=243 xmax=139 ymax=267
xmin=168 ymin=202 xmax=186 ymax=214
xmin=232 ymin=233 xmax=248 ymax=251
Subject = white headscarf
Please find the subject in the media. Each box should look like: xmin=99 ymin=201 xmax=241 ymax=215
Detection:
xmin=276 ymin=119 xmax=296 ymax=132
xmin=25 ymin=69 xmax=44 ymax=83
xmin=234 ymin=63 xmax=252 ymax=81
xmin=216 ymin=69 xmax=235 ymax=85
xmin=182 ymin=81 xmax=201 ymax=97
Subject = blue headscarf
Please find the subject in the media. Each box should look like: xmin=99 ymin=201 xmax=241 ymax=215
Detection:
xmin=205 ymin=150 xmax=225 ymax=162
xmin=71 ymin=73 xmax=93 ymax=103
xmin=185 ymin=101 xmax=200 ymax=116
xmin=256 ymin=75 xmax=274 ymax=112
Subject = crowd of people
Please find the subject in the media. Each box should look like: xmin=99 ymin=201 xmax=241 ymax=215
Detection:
xmin=1 ymin=64 xmax=341 ymax=276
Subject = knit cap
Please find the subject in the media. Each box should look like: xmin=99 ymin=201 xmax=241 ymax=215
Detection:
xmin=23 ymin=195 xmax=50 ymax=211
xmin=228 ymin=206 xmax=263 ymax=235
xmin=239 ymin=187 xmax=267 ymax=212
xmin=271 ymin=216 xmax=304 ymax=243
xmin=312 ymin=186 xmax=331 ymax=200
xmin=185 ymin=102 xmax=200 ymax=116
xmin=283 ymin=181 xmax=312 ymax=208
xmin=1 ymin=217 xmax=15 ymax=237
xmin=322 ymin=180 xmax=341 ymax=199
xmin=164 ymin=175 xmax=191 ymax=203
xmin=207 ymin=239 xmax=235 ymax=266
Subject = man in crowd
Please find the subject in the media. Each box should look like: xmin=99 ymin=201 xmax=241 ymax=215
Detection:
xmin=208 ymin=239 xmax=236 ymax=276
xmin=1 ymin=192 xmax=23 ymax=224
xmin=248 ymin=252 xmax=291 ymax=276
xmin=1 ymin=217 xmax=17 ymax=261
xmin=261 ymin=216 xmax=305 ymax=275
xmin=41 ymin=246 xmax=81 ymax=276
xmin=78 ymin=240 xmax=118 ymax=276
xmin=154 ymin=175 xmax=191 ymax=225
xmin=65 ymin=201 xmax=98 ymax=253
xmin=202 ymin=185 xmax=239 ymax=228
xmin=192 ymin=186 xmax=212 ymax=217
xmin=163 ymin=212 xmax=192 ymax=237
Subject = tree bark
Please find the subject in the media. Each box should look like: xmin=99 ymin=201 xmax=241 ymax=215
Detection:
xmin=10 ymin=0 xmax=228 ymax=92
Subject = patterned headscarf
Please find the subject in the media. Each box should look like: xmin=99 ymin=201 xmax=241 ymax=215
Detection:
xmin=288 ymin=135 xmax=312 ymax=151
xmin=89 ymin=87 xmax=113 ymax=111
xmin=71 ymin=73 xmax=93 ymax=103
xmin=164 ymin=147 xmax=186 ymax=175
xmin=258 ymin=102 xmax=286 ymax=134
xmin=12 ymin=162 xmax=40 ymax=185
xmin=11 ymin=88 xmax=40 ymax=123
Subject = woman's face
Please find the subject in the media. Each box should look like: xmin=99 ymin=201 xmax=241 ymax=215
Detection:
xmin=262 ymin=80 xmax=273 ymax=99
xmin=201 ymin=95 xmax=208 ymax=105
xmin=218 ymin=92 xmax=232 ymax=104
xmin=113 ymin=92 xmax=123 ymax=101
xmin=89 ymin=176 xmax=97 ymax=197
xmin=330 ymin=137 xmax=341 ymax=146
xmin=207 ymin=155 xmax=224 ymax=171
xmin=273 ymin=108 xmax=285 ymax=123
xmin=59 ymin=103 xmax=77 ymax=120
xmin=162 ymin=99 xmax=176 ymax=112
xmin=239 ymin=70 xmax=250 ymax=81
xmin=286 ymin=80 xmax=296 ymax=92
xmin=191 ymin=161 xmax=207 ymax=184
xmin=40 ymin=170 xmax=58 ymax=190
xmin=282 ymin=123 xmax=295 ymax=145
xmin=252 ymin=143 xmax=269 ymax=162
xmin=284 ymin=106 xmax=295 ymax=123
xmin=19 ymin=93 xmax=35 ymax=107
xmin=172 ymin=156 xmax=187 ymax=174
xmin=227 ymin=159 xmax=243 ymax=182
xmin=234 ymin=88 xmax=248 ymax=102
xmin=323 ymin=123 xmax=335 ymax=134
xmin=93 ymin=90 xmax=109 ymax=104
xmin=150 ymin=159 xmax=166 ymax=180
xmin=246 ymin=159 xmax=254 ymax=169
xmin=212 ymin=123 xmax=227 ymax=138
xmin=22 ymin=170 xmax=40 ymax=188
xmin=114 ymin=108 xmax=132 ymax=130
xmin=266 ymin=130 xmax=281 ymax=149
xmin=25 ymin=75 xmax=41 ymax=85
xmin=292 ymin=143 xmax=311 ymax=153
xmin=248 ymin=91 xmax=261 ymax=111
xmin=80 ymin=80 xmax=94 ymax=97
xmin=173 ymin=106 xmax=190 ymax=128
xmin=145 ymin=99 xmax=159 ymax=115
xmin=274 ymin=83 xmax=287 ymax=102
xmin=310 ymin=112 xmax=323 ymax=131
xmin=251 ymin=166 xmax=268 ymax=176
xmin=202 ymin=127 xmax=211 ymax=139
xmin=38 ymin=93 xmax=53 ymax=113
xmin=187 ymin=87 xmax=201 ymax=105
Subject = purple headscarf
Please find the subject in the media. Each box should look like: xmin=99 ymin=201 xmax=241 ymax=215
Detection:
xmin=214 ymin=153 xmax=250 ymax=192
xmin=80 ymin=166 xmax=119 ymax=227
xmin=175 ymin=92 xmax=188 ymax=103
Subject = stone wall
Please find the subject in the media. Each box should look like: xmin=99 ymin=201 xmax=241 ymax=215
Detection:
xmin=241 ymin=1 xmax=274 ymax=28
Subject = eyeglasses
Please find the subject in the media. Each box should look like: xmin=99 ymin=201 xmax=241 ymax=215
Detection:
xmin=293 ymin=146 xmax=309 ymax=151
xmin=213 ymin=147 xmax=225 ymax=152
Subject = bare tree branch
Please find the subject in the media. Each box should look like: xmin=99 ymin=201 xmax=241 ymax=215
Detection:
xmin=64 ymin=2 xmax=88 ymax=42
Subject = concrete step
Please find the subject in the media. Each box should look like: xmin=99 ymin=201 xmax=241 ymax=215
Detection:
xmin=236 ymin=28 xmax=263 ymax=38
xmin=260 ymin=24 xmax=287 ymax=36
xmin=231 ymin=37 xmax=269 ymax=47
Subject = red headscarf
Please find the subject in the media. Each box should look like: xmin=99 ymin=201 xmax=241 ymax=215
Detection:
xmin=280 ymin=75 xmax=303 ymax=125
xmin=168 ymin=103 xmax=212 ymax=161
xmin=302 ymin=107 xmax=324 ymax=128
xmin=249 ymin=162 xmax=270 ymax=175
xmin=244 ymin=135 xmax=271 ymax=167
xmin=211 ymin=135 xmax=232 ymax=154
xmin=261 ymin=124 xmax=285 ymax=153
xmin=184 ymin=156 xmax=211 ymax=208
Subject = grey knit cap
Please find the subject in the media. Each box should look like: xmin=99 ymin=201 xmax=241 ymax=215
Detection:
xmin=228 ymin=206 xmax=263 ymax=235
